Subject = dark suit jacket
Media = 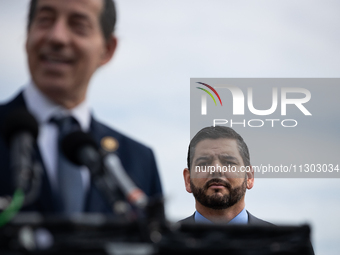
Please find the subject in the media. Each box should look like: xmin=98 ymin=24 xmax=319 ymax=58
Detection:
xmin=179 ymin=211 xmax=273 ymax=226
xmin=0 ymin=92 xmax=162 ymax=214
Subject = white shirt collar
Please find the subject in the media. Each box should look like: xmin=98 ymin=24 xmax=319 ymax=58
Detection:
xmin=23 ymin=82 xmax=91 ymax=131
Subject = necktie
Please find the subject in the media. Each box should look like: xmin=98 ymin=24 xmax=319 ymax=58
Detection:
xmin=51 ymin=116 xmax=85 ymax=214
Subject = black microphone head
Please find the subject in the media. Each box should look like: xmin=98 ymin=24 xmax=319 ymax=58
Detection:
xmin=3 ymin=108 xmax=39 ymax=145
xmin=61 ymin=131 xmax=98 ymax=165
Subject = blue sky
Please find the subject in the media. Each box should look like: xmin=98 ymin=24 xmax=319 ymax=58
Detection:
xmin=0 ymin=1 xmax=339 ymax=254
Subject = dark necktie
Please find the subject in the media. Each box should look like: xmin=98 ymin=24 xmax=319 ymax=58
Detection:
xmin=51 ymin=116 xmax=85 ymax=214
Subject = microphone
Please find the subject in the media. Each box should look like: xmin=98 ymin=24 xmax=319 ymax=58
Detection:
xmin=61 ymin=131 xmax=128 ymax=214
xmin=103 ymin=154 xmax=148 ymax=209
xmin=3 ymin=108 xmax=39 ymax=193
xmin=61 ymin=131 xmax=101 ymax=175
xmin=62 ymin=131 xmax=148 ymax=210
xmin=61 ymin=132 xmax=165 ymax=235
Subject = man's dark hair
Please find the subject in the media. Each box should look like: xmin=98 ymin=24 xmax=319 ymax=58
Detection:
xmin=27 ymin=0 xmax=116 ymax=41
xmin=187 ymin=126 xmax=251 ymax=171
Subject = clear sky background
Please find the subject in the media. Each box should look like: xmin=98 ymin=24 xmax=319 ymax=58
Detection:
xmin=0 ymin=1 xmax=339 ymax=254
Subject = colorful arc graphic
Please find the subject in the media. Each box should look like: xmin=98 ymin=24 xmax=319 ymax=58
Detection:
xmin=196 ymin=87 xmax=217 ymax=105
xmin=196 ymin=82 xmax=223 ymax=106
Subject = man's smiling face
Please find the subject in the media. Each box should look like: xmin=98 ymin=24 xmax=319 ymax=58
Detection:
xmin=26 ymin=0 xmax=115 ymax=107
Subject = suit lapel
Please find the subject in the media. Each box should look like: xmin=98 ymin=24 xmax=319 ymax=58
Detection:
xmin=179 ymin=213 xmax=196 ymax=224
xmin=6 ymin=92 xmax=57 ymax=213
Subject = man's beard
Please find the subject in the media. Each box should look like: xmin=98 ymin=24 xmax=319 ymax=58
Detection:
xmin=190 ymin=176 xmax=247 ymax=210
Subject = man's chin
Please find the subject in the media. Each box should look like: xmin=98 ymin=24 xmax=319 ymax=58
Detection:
xmin=205 ymin=195 xmax=230 ymax=210
xmin=35 ymin=78 xmax=69 ymax=92
xmin=207 ymin=187 xmax=229 ymax=196
xmin=35 ymin=80 xmax=72 ymax=101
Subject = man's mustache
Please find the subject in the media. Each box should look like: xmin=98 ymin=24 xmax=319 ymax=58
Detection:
xmin=204 ymin=178 xmax=231 ymax=190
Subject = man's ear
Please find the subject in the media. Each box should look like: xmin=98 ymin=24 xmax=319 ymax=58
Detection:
xmin=246 ymin=165 xmax=254 ymax=190
xmin=99 ymin=35 xmax=117 ymax=66
xmin=183 ymin=168 xmax=192 ymax=193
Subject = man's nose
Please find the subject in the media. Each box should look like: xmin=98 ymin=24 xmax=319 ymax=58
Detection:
xmin=210 ymin=162 xmax=224 ymax=177
xmin=46 ymin=19 xmax=70 ymax=47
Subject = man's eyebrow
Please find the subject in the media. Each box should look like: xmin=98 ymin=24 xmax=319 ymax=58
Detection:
xmin=36 ymin=6 xmax=56 ymax=14
xmin=194 ymin=156 xmax=212 ymax=164
xmin=35 ymin=6 xmax=91 ymax=21
xmin=71 ymin=13 xmax=91 ymax=21
xmin=219 ymin=155 xmax=240 ymax=163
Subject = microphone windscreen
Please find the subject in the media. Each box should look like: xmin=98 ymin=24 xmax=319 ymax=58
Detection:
xmin=61 ymin=131 xmax=98 ymax=165
xmin=3 ymin=108 xmax=39 ymax=145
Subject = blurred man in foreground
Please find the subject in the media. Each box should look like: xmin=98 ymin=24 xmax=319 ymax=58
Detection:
xmin=0 ymin=0 xmax=162 ymax=214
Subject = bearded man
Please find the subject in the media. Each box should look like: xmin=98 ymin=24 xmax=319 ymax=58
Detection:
xmin=180 ymin=126 xmax=271 ymax=225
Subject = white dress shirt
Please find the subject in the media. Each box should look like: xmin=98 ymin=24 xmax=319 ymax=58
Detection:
xmin=23 ymin=82 xmax=91 ymax=194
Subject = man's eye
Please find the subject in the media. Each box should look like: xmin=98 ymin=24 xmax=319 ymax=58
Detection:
xmin=35 ymin=16 xmax=53 ymax=26
xmin=73 ymin=22 xmax=85 ymax=29
xmin=223 ymin=162 xmax=236 ymax=166
xmin=71 ymin=20 xmax=90 ymax=35
xmin=197 ymin=162 xmax=209 ymax=167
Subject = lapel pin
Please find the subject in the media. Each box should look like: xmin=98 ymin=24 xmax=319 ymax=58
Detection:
xmin=101 ymin=136 xmax=119 ymax=152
